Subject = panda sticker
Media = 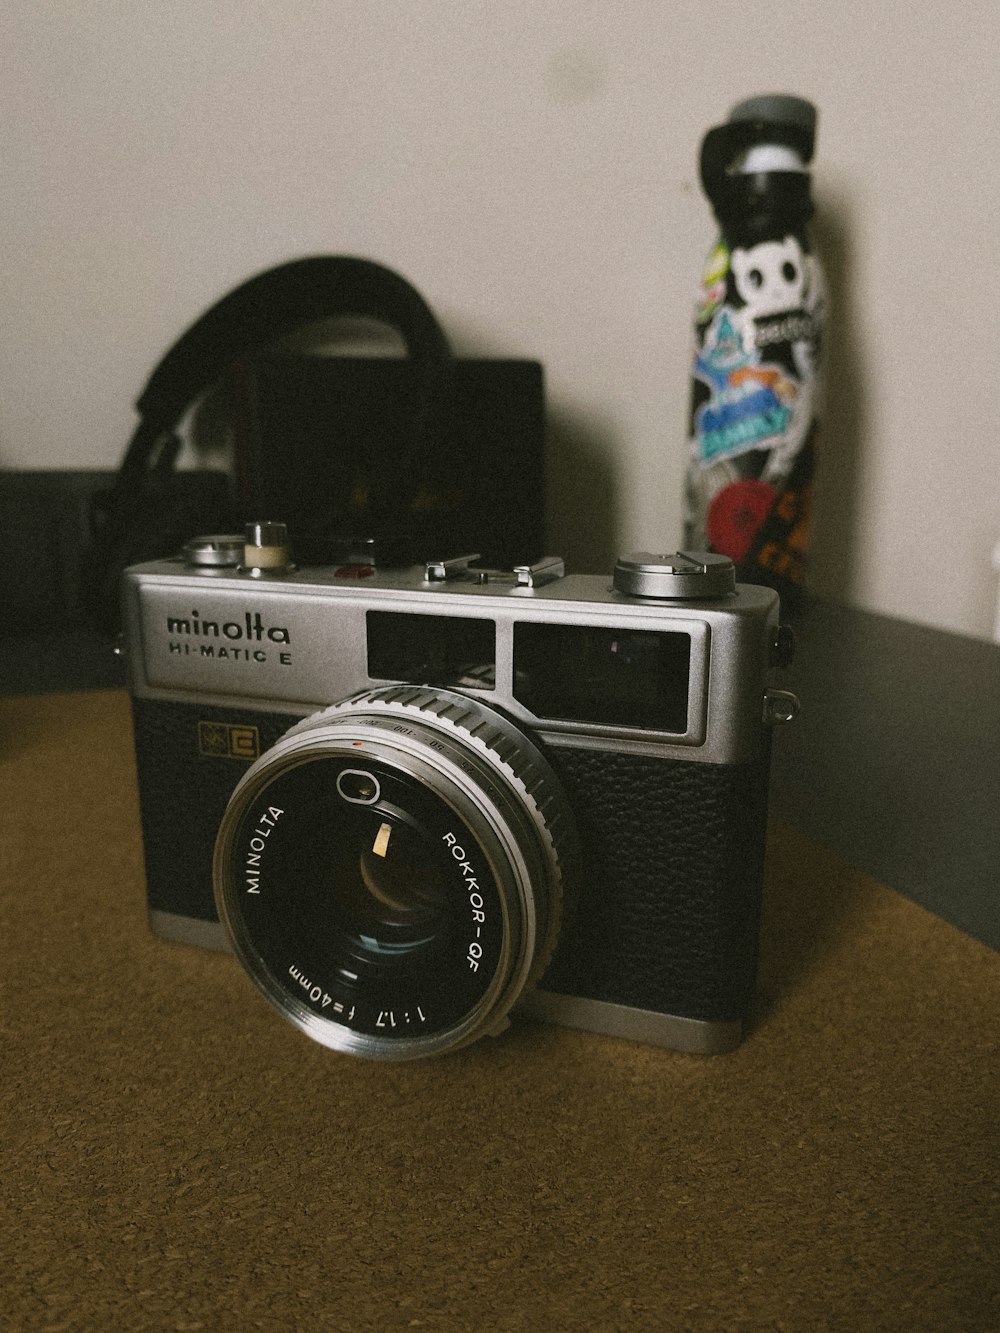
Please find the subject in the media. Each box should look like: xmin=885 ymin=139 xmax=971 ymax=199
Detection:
xmin=731 ymin=237 xmax=807 ymax=320
xmin=689 ymin=234 xmax=821 ymax=471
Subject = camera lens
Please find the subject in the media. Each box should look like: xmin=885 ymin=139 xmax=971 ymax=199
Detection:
xmin=221 ymin=757 xmax=487 ymax=1030
xmin=214 ymin=687 xmax=576 ymax=1060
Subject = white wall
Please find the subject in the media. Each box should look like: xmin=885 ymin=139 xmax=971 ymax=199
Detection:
xmin=2 ymin=1 xmax=998 ymax=638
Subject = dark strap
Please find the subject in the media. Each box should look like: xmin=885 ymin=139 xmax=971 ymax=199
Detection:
xmin=121 ymin=255 xmax=452 ymax=486
xmin=85 ymin=256 xmax=453 ymax=631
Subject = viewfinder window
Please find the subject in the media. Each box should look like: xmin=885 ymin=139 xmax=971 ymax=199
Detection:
xmin=513 ymin=623 xmax=690 ymax=731
xmin=367 ymin=613 xmax=496 ymax=690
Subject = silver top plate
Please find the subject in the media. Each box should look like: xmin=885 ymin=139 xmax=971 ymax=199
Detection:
xmin=122 ymin=557 xmax=780 ymax=765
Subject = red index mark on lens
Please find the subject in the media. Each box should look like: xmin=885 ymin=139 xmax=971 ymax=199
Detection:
xmin=335 ymin=564 xmax=376 ymax=579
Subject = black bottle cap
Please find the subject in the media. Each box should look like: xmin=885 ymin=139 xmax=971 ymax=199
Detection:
xmin=728 ymin=94 xmax=817 ymax=138
xmin=699 ymin=93 xmax=818 ymax=228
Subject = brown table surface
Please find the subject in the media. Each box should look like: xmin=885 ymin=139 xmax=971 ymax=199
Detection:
xmin=3 ymin=690 xmax=998 ymax=1331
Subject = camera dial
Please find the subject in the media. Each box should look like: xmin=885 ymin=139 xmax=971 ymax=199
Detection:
xmin=182 ymin=534 xmax=245 ymax=568
xmin=213 ymin=687 xmax=577 ymax=1060
xmin=613 ymin=551 xmax=736 ymax=599
xmin=240 ymin=520 xmax=294 ymax=576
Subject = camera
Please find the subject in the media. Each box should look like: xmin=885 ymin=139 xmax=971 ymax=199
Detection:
xmin=122 ymin=523 xmax=798 ymax=1060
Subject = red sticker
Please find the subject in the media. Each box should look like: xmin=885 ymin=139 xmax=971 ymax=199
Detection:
xmin=706 ymin=478 xmax=778 ymax=563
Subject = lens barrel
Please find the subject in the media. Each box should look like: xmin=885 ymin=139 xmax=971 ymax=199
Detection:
xmin=213 ymin=687 xmax=576 ymax=1059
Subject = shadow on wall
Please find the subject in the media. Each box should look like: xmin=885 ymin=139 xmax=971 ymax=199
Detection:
xmin=545 ymin=406 xmax=620 ymax=575
xmin=808 ymin=188 xmax=869 ymax=605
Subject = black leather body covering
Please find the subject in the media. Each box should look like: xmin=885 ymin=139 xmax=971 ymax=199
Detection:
xmin=131 ymin=697 xmax=771 ymax=1025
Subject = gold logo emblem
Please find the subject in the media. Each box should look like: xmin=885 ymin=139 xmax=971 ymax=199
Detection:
xmin=198 ymin=721 xmax=260 ymax=761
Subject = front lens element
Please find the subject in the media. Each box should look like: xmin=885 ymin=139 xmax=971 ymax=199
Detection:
xmin=224 ymin=755 xmax=504 ymax=1046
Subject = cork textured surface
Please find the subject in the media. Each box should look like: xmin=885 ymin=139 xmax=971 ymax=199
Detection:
xmin=2 ymin=690 xmax=998 ymax=1331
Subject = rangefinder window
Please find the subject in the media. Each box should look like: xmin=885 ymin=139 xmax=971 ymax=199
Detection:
xmin=367 ymin=612 xmax=496 ymax=690
xmin=513 ymin=623 xmax=691 ymax=732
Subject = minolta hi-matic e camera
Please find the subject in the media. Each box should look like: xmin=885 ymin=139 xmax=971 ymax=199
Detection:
xmin=122 ymin=524 xmax=798 ymax=1061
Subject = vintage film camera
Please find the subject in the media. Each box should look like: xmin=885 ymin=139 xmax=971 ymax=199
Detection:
xmin=121 ymin=524 xmax=798 ymax=1060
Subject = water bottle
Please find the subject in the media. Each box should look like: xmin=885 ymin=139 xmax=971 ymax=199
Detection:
xmin=684 ymin=94 xmax=823 ymax=608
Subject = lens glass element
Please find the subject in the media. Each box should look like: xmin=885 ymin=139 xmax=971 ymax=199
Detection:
xmin=224 ymin=754 xmax=505 ymax=1045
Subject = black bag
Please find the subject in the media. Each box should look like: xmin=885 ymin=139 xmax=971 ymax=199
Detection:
xmin=83 ymin=256 xmax=545 ymax=631
xmin=236 ymin=352 xmax=544 ymax=571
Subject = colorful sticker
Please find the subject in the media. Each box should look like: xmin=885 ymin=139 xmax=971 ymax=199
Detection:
xmin=695 ymin=242 xmax=730 ymax=323
xmin=685 ymin=232 xmax=824 ymax=590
